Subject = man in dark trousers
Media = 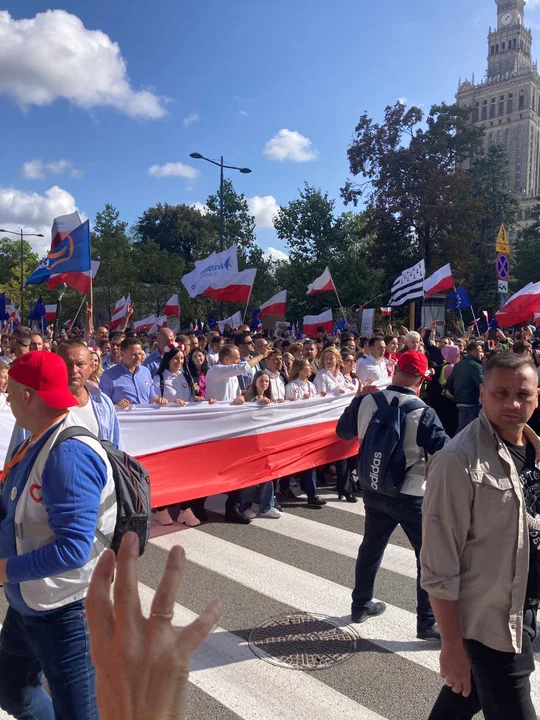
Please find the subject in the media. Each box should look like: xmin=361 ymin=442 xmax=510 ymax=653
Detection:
xmin=337 ymin=351 xmax=448 ymax=640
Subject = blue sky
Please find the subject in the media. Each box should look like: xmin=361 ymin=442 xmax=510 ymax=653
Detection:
xmin=2 ymin=0 xmax=540 ymax=259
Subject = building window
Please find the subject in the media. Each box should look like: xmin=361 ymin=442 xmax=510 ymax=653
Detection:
xmin=499 ymin=95 xmax=504 ymax=116
xmin=513 ymin=38 xmax=517 ymax=49
xmin=496 ymin=44 xmax=499 ymax=54
xmin=482 ymin=100 xmax=488 ymax=120
xmin=491 ymin=45 xmax=495 ymax=55
xmin=519 ymin=90 xmax=525 ymax=110
xmin=502 ymin=42 xmax=506 ymax=50
xmin=472 ymin=102 xmax=479 ymax=122
xmin=508 ymin=93 xmax=514 ymax=114
xmin=490 ymin=98 xmax=496 ymax=118
xmin=488 ymin=133 xmax=493 ymax=144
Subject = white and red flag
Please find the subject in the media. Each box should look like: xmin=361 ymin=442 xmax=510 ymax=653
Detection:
xmin=259 ymin=290 xmax=287 ymax=317
xmin=44 ymin=304 xmax=57 ymax=322
xmin=303 ymin=309 xmax=334 ymax=336
xmin=182 ymin=245 xmax=238 ymax=298
xmin=164 ymin=294 xmax=179 ymax=316
xmin=133 ymin=314 xmax=156 ymax=333
xmin=307 ymin=267 xmax=335 ymax=296
xmin=109 ymin=295 xmax=131 ymax=330
xmin=149 ymin=315 xmax=168 ymax=334
xmin=424 ymin=264 xmax=454 ymax=299
xmin=496 ymin=281 xmax=540 ymax=326
xmin=202 ymin=268 xmax=256 ymax=304
xmin=380 ymin=307 xmax=392 ymax=316
xmin=51 ymin=211 xmax=81 ymax=251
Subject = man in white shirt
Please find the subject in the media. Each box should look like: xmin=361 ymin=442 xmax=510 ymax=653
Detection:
xmin=206 ymin=335 xmax=224 ymax=368
xmin=356 ymin=336 xmax=391 ymax=389
xmin=205 ymin=344 xmax=270 ymax=403
xmin=264 ymin=350 xmax=286 ymax=402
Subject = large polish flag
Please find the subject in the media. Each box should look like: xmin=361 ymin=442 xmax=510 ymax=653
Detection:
xmin=109 ymin=294 xmax=131 ymax=330
xmin=44 ymin=304 xmax=57 ymax=322
xmin=307 ymin=267 xmax=335 ymax=296
xmin=303 ymin=309 xmax=334 ymax=336
xmin=424 ymin=264 xmax=454 ymax=299
xmin=182 ymin=245 xmax=238 ymax=299
xmin=202 ymin=268 xmax=256 ymax=303
xmin=496 ymin=281 xmax=540 ymax=326
xmin=259 ymin=290 xmax=287 ymax=316
xmin=133 ymin=314 xmax=156 ymax=332
xmin=164 ymin=294 xmax=179 ymax=316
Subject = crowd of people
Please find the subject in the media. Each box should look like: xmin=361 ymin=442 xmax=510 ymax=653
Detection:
xmin=0 ymin=311 xmax=540 ymax=719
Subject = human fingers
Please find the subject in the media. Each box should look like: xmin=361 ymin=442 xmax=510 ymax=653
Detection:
xmin=87 ymin=549 xmax=116 ymax=647
xmin=461 ymin=674 xmax=472 ymax=698
xmin=150 ymin=545 xmax=185 ymax=621
xmin=175 ymin=400 xmax=186 ymax=406
xmin=178 ymin=600 xmax=222 ymax=656
xmin=114 ymin=533 xmax=144 ymax=630
xmin=451 ymin=679 xmax=463 ymax=695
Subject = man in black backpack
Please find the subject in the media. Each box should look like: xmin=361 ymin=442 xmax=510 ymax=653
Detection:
xmin=337 ymin=351 xmax=448 ymax=639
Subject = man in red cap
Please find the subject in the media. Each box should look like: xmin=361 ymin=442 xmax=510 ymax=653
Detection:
xmin=337 ymin=350 xmax=448 ymax=639
xmin=0 ymin=351 xmax=116 ymax=719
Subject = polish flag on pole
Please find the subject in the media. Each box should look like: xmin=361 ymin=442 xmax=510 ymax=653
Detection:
xmin=423 ymin=264 xmax=454 ymax=299
xmin=44 ymin=304 xmax=57 ymax=322
xmin=259 ymin=290 xmax=287 ymax=317
xmin=164 ymin=294 xmax=180 ymax=316
xmin=380 ymin=307 xmax=392 ymax=316
xmin=133 ymin=314 xmax=157 ymax=333
xmin=306 ymin=267 xmax=335 ymax=296
xmin=109 ymin=295 xmax=131 ymax=330
xmin=51 ymin=211 xmax=82 ymax=250
xmin=483 ymin=310 xmax=489 ymax=325
xmin=64 ymin=319 xmax=73 ymax=330
xmin=495 ymin=281 xmax=540 ymax=326
xmin=202 ymin=269 xmax=256 ymax=303
xmin=302 ymin=309 xmax=334 ymax=336
xmin=149 ymin=316 xmax=168 ymax=334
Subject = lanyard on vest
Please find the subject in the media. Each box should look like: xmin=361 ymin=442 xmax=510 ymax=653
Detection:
xmin=2 ymin=413 xmax=68 ymax=483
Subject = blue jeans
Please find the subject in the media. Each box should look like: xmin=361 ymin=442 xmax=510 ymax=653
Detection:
xmin=352 ymin=490 xmax=434 ymax=629
xmin=456 ymin=404 xmax=481 ymax=433
xmin=0 ymin=601 xmax=98 ymax=720
xmin=240 ymin=482 xmax=275 ymax=513
xmin=279 ymin=470 xmax=317 ymax=499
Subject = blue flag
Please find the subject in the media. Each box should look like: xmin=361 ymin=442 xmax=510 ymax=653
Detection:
xmin=335 ymin=318 xmax=346 ymax=332
xmin=251 ymin=308 xmax=261 ymax=330
xmin=28 ymin=295 xmax=46 ymax=321
xmin=26 ymin=220 xmax=91 ymax=287
xmin=447 ymin=286 xmax=471 ymax=310
xmin=0 ymin=294 xmax=6 ymax=322
xmin=208 ymin=316 xmax=217 ymax=329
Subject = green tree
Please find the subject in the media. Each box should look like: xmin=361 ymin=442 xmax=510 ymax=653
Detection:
xmin=132 ymin=239 xmax=185 ymax=316
xmin=205 ymin=179 xmax=259 ymax=263
xmin=515 ymin=202 xmax=540 ymax=289
xmin=0 ymin=236 xmax=44 ymax=320
xmin=133 ymin=204 xmax=213 ymax=262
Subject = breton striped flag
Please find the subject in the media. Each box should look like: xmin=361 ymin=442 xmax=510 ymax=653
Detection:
xmin=389 ymin=260 xmax=425 ymax=307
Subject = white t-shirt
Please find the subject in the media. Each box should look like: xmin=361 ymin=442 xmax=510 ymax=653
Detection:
xmin=206 ymin=351 xmax=220 ymax=368
xmin=313 ymin=369 xmax=347 ymax=396
xmin=0 ymin=393 xmax=8 ymax=409
xmin=69 ymin=397 xmax=100 ymax=436
xmin=342 ymin=374 xmax=359 ymax=392
xmin=265 ymin=370 xmax=286 ymax=401
xmin=355 ymin=355 xmax=391 ymax=389
xmin=153 ymin=369 xmax=192 ymax=402
xmin=285 ymin=378 xmax=317 ymax=400
xmin=205 ymin=361 xmax=249 ymax=402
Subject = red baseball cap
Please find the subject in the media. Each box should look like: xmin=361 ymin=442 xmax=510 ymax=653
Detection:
xmin=9 ymin=351 xmax=79 ymax=410
xmin=397 ymin=350 xmax=431 ymax=380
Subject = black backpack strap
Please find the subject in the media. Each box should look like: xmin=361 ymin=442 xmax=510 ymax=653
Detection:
xmin=158 ymin=373 xmax=165 ymax=398
xmin=51 ymin=425 xmax=100 ymax=450
xmin=400 ymin=398 xmax=426 ymax=416
xmin=372 ymin=392 xmax=390 ymax=411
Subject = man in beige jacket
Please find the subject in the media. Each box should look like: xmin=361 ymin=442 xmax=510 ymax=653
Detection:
xmin=421 ymin=351 xmax=540 ymax=720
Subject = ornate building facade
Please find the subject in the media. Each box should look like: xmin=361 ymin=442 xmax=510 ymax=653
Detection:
xmin=457 ymin=0 xmax=540 ymax=218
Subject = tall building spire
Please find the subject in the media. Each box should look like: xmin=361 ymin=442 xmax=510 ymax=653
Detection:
xmin=488 ymin=0 xmax=531 ymax=80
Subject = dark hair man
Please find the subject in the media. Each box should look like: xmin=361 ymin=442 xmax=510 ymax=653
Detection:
xmin=422 ymin=351 xmax=540 ymax=718
xmin=445 ymin=340 xmax=485 ymax=432
xmin=100 ymin=338 xmax=157 ymax=408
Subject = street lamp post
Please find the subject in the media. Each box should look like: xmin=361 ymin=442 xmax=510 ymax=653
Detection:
xmin=190 ymin=153 xmax=251 ymax=319
xmin=0 ymin=228 xmax=44 ymax=324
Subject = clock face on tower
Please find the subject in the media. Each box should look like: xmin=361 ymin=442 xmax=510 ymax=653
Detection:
xmin=502 ymin=12 xmax=513 ymax=26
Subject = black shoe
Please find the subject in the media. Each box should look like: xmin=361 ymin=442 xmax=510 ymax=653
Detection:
xmin=417 ymin=624 xmax=441 ymax=641
xmin=278 ymin=488 xmax=297 ymax=501
xmin=196 ymin=508 xmax=209 ymax=522
xmin=307 ymin=496 xmax=327 ymax=507
xmin=225 ymin=508 xmax=251 ymax=524
xmin=351 ymin=601 xmax=387 ymax=624
xmin=338 ymin=492 xmax=358 ymax=503
xmin=274 ymin=502 xmax=283 ymax=512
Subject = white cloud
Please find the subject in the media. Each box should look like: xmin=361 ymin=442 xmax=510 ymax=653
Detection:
xmin=397 ymin=97 xmax=408 ymax=105
xmin=263 ymin=129 xmax=318 ymax=162
xmin=183 ymin=112 xmax=199 ymax=127
xmin=0 ymin=10 xmax=166 ymax=119
xmin=239 ymin=110 xmax=248 ymax=117
xmin=0 ymin=185 xmax=84 ymax=254
xmin=528 ymin=0 xmax=540 ymax=7
xmin=148 ymin=162 xmax=199 ymax=180
xmin=70 ymin=168 xmax=84 ymax=179
xmin=247 ymin=195 xmax=279 ymax=228
xmin=46 ymin=159 xmax=71 ymax=174
xmin=190 ymin=202 xmax=210 ymax=215
xmin=21 ymin=160 xmax=44 ymax=179
xmin=263 ymin=247 xmax=289 ymax=263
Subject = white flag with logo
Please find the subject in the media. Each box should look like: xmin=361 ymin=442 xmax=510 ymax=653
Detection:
xmin=182 ymin=245 xmax=239 ymax=299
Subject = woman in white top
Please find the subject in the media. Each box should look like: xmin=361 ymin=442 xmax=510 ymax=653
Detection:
xmin=341 ymin=352 xmax=359 ymax=392
xmin=285 ymin=359 xmax=317 ymax=400
xmin=0 ymin=360 xmax=9 ymax=409
xmin=153 ymin=344 xmax=194 ymax=406
xmin=314 ymin=346 xmax=347 ymax=397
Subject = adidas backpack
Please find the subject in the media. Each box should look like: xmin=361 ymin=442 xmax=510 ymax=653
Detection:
xmin=52 ymin=426 xmax=152 ymax=556
xmin=357 ymin=393 xmax=425 ymax=497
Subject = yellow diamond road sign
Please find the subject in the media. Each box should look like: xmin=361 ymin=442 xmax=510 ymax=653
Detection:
xmin=496 ymin=224 xmax=510 ymax=254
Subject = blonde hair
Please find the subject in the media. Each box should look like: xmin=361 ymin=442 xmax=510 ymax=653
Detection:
xmin=89 ymin=351 xmax=103 ymax=382
xmin=320 ymin=346 xmax=343 ymax=368
xmin=288 ymin=358 xmax=311 ymax=382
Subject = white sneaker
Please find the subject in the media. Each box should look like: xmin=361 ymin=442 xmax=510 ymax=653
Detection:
xmin=177 ymin=508 xmax=201 ymax=527
xmin=243 ymin=508 xmax=257 ymax=519
xmin=258 ymin=508 xmax=282 ymax=519
xmin=155 ymin=508 xmax=173 ymax=526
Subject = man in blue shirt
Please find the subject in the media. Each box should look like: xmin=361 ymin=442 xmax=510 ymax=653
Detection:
xmin=100 ymin=336 xmax=158 ymax=407
xmin=0 ymin=350 xmax=116 ymax=719
xmin=142 ymin=327 xmax=176 ymax=378
xmin=101 ymin=331 xmax=124 ymax=371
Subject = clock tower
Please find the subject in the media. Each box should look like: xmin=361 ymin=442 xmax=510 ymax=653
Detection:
xmin=457 ymin=0 xmax=540 ymax=218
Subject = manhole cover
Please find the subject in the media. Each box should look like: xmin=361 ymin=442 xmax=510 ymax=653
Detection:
xmin=248 ymin=612 xmax=359 ymax=670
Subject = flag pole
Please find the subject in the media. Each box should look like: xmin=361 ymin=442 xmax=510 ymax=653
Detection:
xmin=242 ymin=283 xmax=255 ymax=324
xmin=409 ymin=302 xmax=415 ymax=331
xmin=332 ymin=284 xmax=347 ymax=323
xmin=72 ymin=294 xmax=88 ymax=329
